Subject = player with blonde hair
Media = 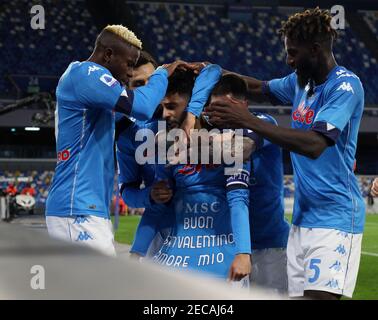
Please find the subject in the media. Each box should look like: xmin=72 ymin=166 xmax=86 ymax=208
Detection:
xmin=46 ymin=24 xmax=190 ymax=256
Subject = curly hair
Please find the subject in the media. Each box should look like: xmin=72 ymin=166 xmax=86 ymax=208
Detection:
xmin=279 ymin=7 xmax=338 ymax=45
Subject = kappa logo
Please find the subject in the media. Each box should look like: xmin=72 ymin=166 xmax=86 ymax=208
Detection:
xmin=88 ymin=65 xmax=101 ymax=75
xmin=329 ymin=261 xmax=343 ymax=272
xmin=334 ymin=244 xmax=347 ymax=255
xmin=76 ymin=231 xmax=93 ymax=241
xmin=73 ymin=216 xmax=89 ymax=224
xmin=325 ymin=279 xmax=340 ymax=290
xmin=100 ymin=74 xmax=118 ymax=87
xmin=337 ymin=82 xmax=354 ymax=94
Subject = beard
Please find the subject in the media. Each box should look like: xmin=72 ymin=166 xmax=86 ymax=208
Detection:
xmin=296 ymin=67 xmax=313 ymax=88
xmin=296 ymin=60 xmax=315 ymax=89
xmin=165 ymin=112 xmax=187 ymax=131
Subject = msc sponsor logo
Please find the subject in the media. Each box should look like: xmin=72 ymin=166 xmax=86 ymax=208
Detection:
xmin=57 ymin=149 xmax=70 ymax=162
xmin=292 ymin=101 xmax=314 ymax=125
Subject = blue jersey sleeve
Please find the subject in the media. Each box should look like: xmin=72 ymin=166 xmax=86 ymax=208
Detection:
xmin=130 ymin=205 xmax=166 ymax=256
xmin=225 ymin=162 xmax=252 ymax=254
xmin=130 ymin=165 xmax=174 ymax=256
xmin=75 ymin=66 xmax=124 ymax=110
xmin=186 ymin=64 xmax=222 ymax=117
xmin=130 ymin=68 xmax=169 ymax=121
xmin=267 ymin=72 xmax=297 ymax=105
xmin=242 ymin=113 xmax=278 ymax=150
xmin=312 ymin=77 xmax=364 ymax=144
xmin=75 ymin=64 xmax=168 ymax=121
xmin=117 ymin=124 xmax=154 ymax=208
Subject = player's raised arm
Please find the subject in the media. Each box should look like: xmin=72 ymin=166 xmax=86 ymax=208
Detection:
xmin=180 ymin=63 xmax=222 ymax=137
xmin=225 ymin=161 xmax=252 ymax=282
xmin=79 ymin=25 xmax=192 ymax=121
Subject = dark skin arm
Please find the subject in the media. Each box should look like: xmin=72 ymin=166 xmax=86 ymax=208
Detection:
xmin=221 ymin=69 xmax=268 ymax=103
xmin=204 ymin=95 xmax=330 ymax=160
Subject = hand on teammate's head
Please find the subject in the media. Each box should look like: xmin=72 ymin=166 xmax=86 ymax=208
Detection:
xmin=161 ymin=60 xmax=191 ymax=77
xmin=186 ymin=61 xmax=211 ymax=74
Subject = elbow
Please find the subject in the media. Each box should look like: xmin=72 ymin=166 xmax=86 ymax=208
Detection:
xmin=305 ymin=144 xmax=326 ymax=160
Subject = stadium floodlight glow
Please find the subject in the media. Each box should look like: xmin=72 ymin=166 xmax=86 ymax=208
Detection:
xmin=24 ymin=127 xmax=40 ymax=131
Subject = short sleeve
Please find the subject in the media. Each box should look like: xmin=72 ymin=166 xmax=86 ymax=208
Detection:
xmin=75 ymin=67 xmax=124 ymax=110
xmin=312 ymin=78 xmax=364 ymax=144
xmin=267 ymin=72 xmax=297 ymax=105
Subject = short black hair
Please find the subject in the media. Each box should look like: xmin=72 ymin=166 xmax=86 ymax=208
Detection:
xmin=211 ymin=74 xmax=247 ymax=100
xmin=135 ymin=50 xmax=158 ymax=68
xmin=279 ymin=7 xmax=338 ymax=48
xmin=166 ymin=69 xmax=196 ymax=98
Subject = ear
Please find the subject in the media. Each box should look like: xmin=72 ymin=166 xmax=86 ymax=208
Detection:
xmin=103 ymin=47 xmax=113 ymax=63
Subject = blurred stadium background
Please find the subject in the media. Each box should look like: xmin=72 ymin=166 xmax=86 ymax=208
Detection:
xmin=0 ymin=0 xmax=377 ymax=299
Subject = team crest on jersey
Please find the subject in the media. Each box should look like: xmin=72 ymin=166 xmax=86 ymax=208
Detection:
xmin=100 ymin=74 xmax=118 ymax=87
xmin=292 ymin=101 xmax=314 ymax=125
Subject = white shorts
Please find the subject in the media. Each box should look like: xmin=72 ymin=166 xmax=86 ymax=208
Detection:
xmin=250 ymin=248 xmax=288 ymax=294
xmin=287 ymin=225 xmax=362 ymax=298
xmin=46 ymin=215 xmax=116 ymax=257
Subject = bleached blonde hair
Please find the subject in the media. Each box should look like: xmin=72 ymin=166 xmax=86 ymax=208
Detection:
xmin=103 ymin=24 xmax=142 ymax=50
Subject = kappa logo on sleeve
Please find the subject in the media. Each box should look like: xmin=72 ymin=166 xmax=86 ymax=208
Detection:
xmin=336 ymin=82 xmax=354 ymax=94
xmin=100 ymin=74 xmax=118 ymax=87
xmin=87 ymin=65 xmax=101 ymax=75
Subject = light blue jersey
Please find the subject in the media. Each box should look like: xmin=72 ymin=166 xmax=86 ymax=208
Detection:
xmin=248 ymin=112 xmax=290 ymax=249
xmin=268 ymin=66 xmax=365 ymax=233
xmin=152 ymin=162 xmax=251 ymax=279
xmin=46 ymin=61 xmax=168 ymax=218
xmin=117 ymin=65 xmax=222 ymax=256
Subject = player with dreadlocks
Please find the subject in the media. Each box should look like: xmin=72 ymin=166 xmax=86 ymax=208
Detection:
xmin=204 ymin=7 xmax=365 ymax=299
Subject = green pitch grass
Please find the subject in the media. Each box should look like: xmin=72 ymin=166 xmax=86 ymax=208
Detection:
xmin=113 ymin=214 xmax=378 ymax=300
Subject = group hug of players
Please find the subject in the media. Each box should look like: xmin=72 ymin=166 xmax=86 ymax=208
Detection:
xmin=45 ymin=8 xmax=368 ymax=299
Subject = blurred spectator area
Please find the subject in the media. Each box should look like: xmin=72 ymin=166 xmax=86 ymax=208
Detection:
xmin=0 ymin=1 xmax=377 ymax=104
xmin=0 ymin=170 xmax=376 ymax=209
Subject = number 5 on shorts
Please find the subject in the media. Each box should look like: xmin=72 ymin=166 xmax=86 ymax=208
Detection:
xmin=308 ymin=258 xmax=321 ymax=283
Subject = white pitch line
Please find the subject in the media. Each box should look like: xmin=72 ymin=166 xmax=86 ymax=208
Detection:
xmin=362 ymin=251 xmax=378 ymax=257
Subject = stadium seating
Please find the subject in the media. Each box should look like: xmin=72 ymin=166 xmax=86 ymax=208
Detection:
xmin=0 ymin=170 xmax=54 ymax=209
xmin=0 ymin=0 xmax=97 ymax=94
xmin=361 ymin=10 xmax=378 ymax=40
xmin=0 ymin=1 xmax=377 ymax=103
xmin=129 ymin=3 xmax=378 ymax=104
xmin=284 ymin=175 xmax=375 ymax=198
